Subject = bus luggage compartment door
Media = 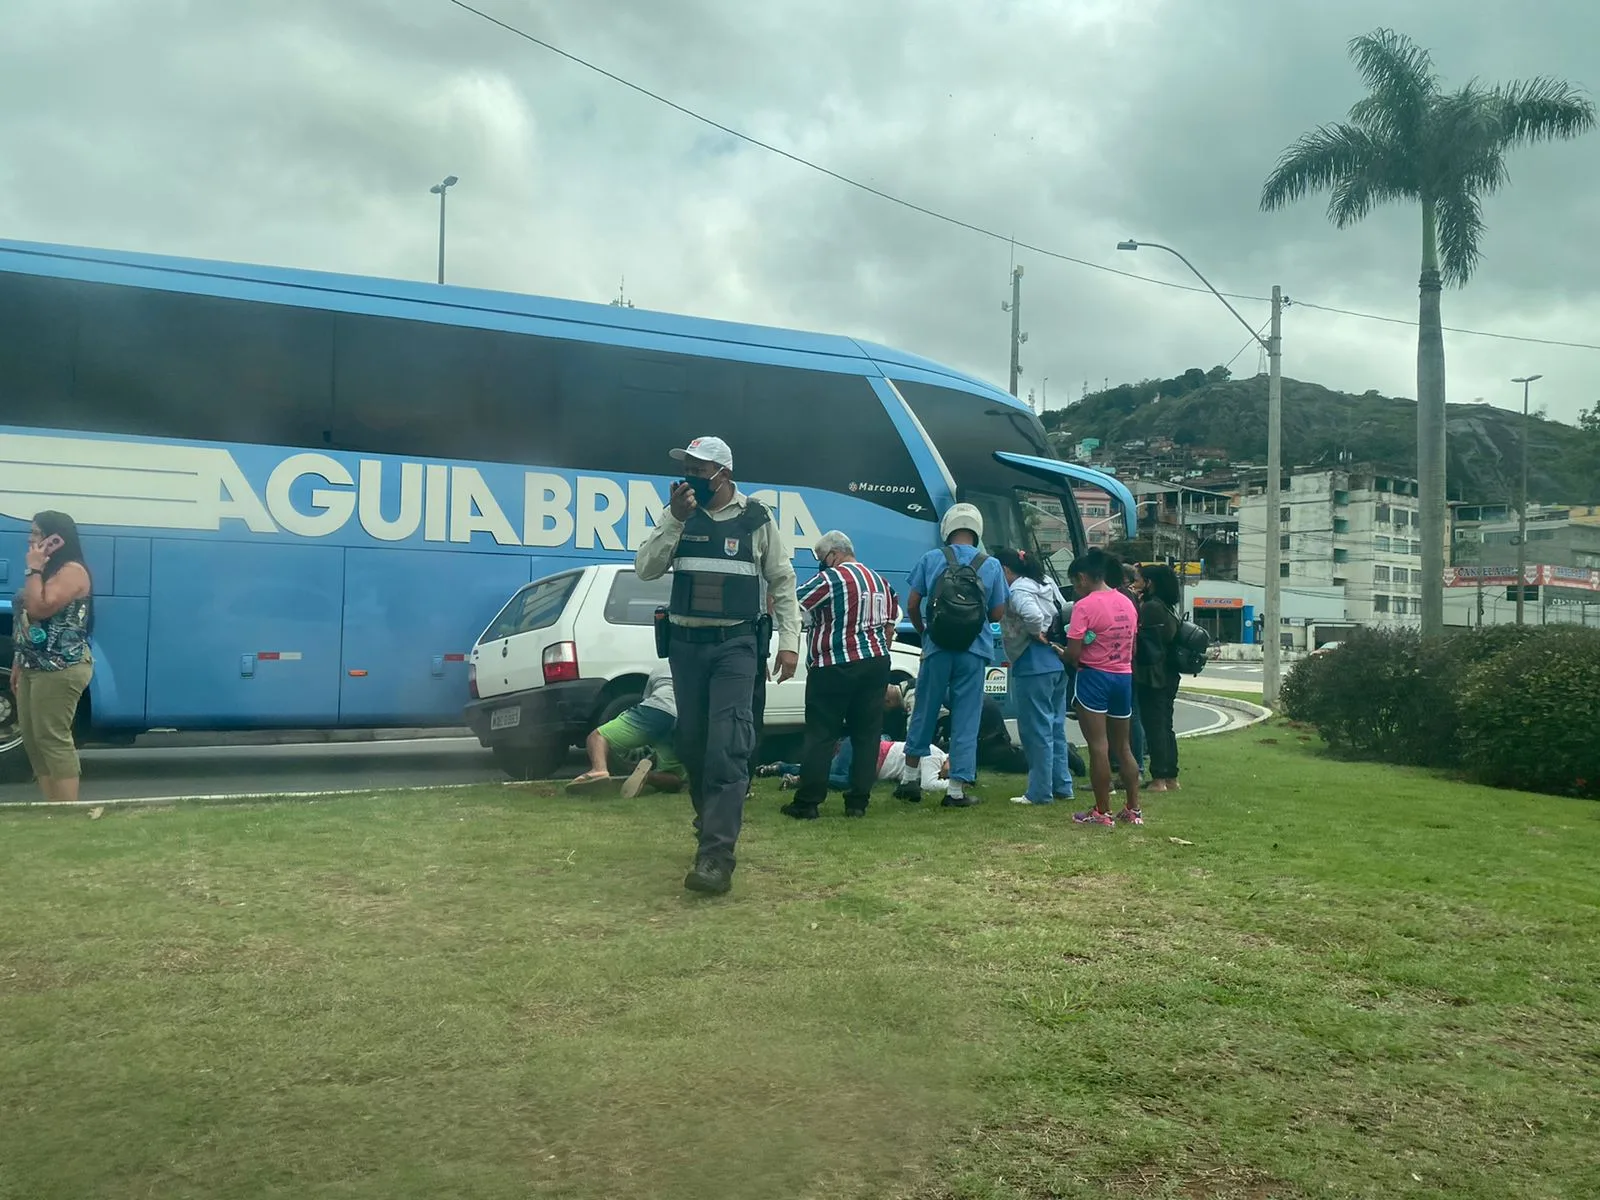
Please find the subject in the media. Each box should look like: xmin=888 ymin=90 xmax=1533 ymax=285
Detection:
xmin=337 ymin=547 xmax=532 ymax=726
xmin=146 ymin=540 xmax=344 ymax=725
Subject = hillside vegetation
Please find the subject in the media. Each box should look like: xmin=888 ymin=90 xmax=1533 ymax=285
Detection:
xmin=1046 ymin=369 xmax=1600 ymax=504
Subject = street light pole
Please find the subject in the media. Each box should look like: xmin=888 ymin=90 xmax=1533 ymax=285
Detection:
xmin=1119 ymin=239 xmax=1286 ymax=704
xmin=429 ymin=175 xmax=459 ymax=284
xmin=1511 ymin=374 xmax=1542 ymax=625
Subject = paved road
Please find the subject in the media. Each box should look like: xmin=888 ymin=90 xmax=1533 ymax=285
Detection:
xmin=0 ymin=696 xmax=1244 ymax=805
xmin=1200 ymin=662 xmax=1266 ymax=684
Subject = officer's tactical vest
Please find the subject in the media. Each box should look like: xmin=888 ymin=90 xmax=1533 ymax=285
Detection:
xmin=670 ymin=500 xmax=771 ymax=620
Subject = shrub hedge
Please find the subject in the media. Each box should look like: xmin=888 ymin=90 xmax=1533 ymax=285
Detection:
xmin=1280 ymin=624 xmax=1600 ymax=798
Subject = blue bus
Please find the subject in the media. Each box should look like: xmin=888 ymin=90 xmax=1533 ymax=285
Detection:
xmin=0 ymin=239 xmax=1135 ymax=780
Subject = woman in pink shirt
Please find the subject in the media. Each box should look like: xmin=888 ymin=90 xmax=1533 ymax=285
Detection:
xmin=1063 ymin=549 xmax=1143 ymax=827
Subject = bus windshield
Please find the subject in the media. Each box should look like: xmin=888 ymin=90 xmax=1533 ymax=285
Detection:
xmin=891 ymin=379 xmax=1086 ymax=577
xmin=964 ymin=487 xmax=1074 ymax=583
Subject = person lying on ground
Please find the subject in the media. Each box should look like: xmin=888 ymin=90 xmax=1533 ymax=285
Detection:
xmin=760 ymin=738 xmax=950 ymax=795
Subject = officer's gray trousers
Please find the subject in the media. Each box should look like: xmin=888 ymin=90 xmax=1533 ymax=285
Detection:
xmin=668 ymin=632 xmax=759 ymax=867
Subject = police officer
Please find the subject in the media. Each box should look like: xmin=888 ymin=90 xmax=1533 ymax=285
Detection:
xmin=635 ymin=436 xmax=800 ymax=895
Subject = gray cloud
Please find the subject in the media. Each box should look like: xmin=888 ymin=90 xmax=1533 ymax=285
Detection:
xmin=1 ymin=0 xmax=1595 ymax=432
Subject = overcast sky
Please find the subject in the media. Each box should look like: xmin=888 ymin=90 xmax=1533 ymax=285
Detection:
xmin=3 ymin=0 xmax=1596 ymax=425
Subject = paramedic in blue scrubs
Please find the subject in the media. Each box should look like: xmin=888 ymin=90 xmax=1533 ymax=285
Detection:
xmin=894 ymin=503 xmax=1008 ymax=807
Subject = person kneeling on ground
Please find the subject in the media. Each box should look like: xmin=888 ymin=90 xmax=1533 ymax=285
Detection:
xmin=568 ymin=663 xmax=685 ymax=798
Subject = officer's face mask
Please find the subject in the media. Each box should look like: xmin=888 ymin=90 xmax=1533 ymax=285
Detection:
xmin=686 ymin=470 xmax=722 ymax=507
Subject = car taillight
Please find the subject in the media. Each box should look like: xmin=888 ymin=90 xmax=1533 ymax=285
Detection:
xmin=467 ymin=661 xmax=479 ymax=699
xmin=542 ymin=641 xmax=579 ymax=685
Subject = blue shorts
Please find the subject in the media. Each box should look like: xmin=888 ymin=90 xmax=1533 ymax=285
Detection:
xmin=1073 ymin=667 xmax=1133 ymax=719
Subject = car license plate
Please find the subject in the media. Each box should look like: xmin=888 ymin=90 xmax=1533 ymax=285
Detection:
xmin=983 ymin=667 xmax=1009 ymax=695
xmin=489 ymin=706 xmax=521 ymax=731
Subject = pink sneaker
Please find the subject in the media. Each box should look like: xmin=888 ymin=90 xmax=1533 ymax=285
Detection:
xmin=1116 ymin=807 xmax=1144 ymax=826
xmin=1072 ymin=809 xmax=1115 ymax=827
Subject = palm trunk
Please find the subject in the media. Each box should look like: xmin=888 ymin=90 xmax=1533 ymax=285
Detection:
xmin=1416 ymin=201 xmax=1447 ymax=637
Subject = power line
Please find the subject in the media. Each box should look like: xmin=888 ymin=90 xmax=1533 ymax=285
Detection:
xmin=446 ymin=0 xmax=1600 ymax=356
xmin=443 ymin=0 xmax=1265 ymax=303
xmin=1291 ymin=301 xmax=1600 ymax=352
xmin=1224 ymin=317 xmax=1273 ymax=373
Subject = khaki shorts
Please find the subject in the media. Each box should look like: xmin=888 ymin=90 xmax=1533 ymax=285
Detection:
xmin=17 ymin=662 xmax=93 ymax=780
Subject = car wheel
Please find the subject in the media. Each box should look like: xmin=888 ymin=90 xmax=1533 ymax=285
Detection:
xmin=491 ymin=739 xmax=565 ymax=781
xmin=0 ymin=650 xmax=28 ymax=784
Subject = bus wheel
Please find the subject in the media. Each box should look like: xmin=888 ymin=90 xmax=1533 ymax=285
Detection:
xmin=492 ymin=739 xmax=564 ymax=781
xmin=0 ymin=660 xmax=26 ymax=784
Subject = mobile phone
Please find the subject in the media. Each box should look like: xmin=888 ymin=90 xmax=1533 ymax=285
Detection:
xmin=39 ymin=534 xmax=64 ymax=556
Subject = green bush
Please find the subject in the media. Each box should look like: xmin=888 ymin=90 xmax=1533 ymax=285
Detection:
xmin=1457 ymin=629 xmax=1600 ymax=799
xmin=1279 ymin=628 xmax=1454 ymax=764
xmin=1283 ymin=624 xmax=1600 ymax=794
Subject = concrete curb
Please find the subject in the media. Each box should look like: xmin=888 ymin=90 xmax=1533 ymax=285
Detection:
xmin=1178 ymin=692 xmax=1273 ymax=735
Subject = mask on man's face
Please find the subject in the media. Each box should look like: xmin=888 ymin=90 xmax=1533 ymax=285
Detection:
xmin=687 ymin=474 xmax=718 ymax=506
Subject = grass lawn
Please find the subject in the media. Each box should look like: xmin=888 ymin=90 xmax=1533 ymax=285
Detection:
xmin=2 ymin=727 xmax=1597 ymax=1200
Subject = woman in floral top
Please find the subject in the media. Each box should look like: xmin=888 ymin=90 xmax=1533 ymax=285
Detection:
xmin=9 ymin=511 xmax=94 ymax=802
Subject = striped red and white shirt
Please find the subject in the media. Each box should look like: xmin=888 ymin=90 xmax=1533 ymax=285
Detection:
xmin=796 ymin=561 xmax=900 ymax=669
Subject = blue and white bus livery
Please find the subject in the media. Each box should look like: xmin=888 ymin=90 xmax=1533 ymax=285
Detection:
xmin=0 ymin=238 xmax=1134 ymax=780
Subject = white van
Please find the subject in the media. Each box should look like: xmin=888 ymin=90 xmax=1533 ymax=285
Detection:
xmin=464 ymin=564 xmax=921 ymax=779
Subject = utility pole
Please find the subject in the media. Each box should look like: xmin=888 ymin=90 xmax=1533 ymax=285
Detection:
xmin=1003 ymin=265 xmax=1026 ymax=397
xmin=429 ymin=175 xmax=459 ymax=284
xmin=1177 ymin=487 xmax=1188 ymax=612
xmin=1512 ymin=374 xmax=1542 ymax=625
xmin=1263 ymin=285 xmax=1284 ymax=705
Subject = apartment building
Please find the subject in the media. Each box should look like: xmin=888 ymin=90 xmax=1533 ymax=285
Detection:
xmin=1238 ymin=466 xmax=1439 ymax=627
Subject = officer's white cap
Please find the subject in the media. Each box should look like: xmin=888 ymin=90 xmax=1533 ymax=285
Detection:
xmin=670 ymin=436 xmax=733 ymax=472
xmin=940 ymin=502 xmax=984 ymax=543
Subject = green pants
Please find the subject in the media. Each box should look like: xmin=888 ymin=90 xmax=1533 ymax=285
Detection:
xmin=17 ymin=662 xmax=92 ymax=780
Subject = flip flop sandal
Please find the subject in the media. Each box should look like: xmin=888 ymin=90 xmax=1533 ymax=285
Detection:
xmin=566 ymin=774 xmax=621 ymax=796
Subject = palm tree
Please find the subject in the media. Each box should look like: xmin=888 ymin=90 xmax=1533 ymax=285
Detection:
xmin=1260 ymin=29 xmax=1594 ymax=636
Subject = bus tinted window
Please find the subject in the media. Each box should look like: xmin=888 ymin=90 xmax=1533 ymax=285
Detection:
xmin=331 ymin=314 xmax=930 ymax=514
xmin=603 ymin=570 xmax=672 ymax=626
xmin=52 ymin=277 xmax=332 ymax=445
xmin=893 ymin=380 xmax=1054 ymax=494
xmin=329 ymin=312 xmax=560 ymax=462
xmin=0 ymin=272 xmax=75 ymax=416
xmin=3 ymin=264 xmax=931 ymax=519
xmin=893 ymin=379 xmax=1083 ymax=564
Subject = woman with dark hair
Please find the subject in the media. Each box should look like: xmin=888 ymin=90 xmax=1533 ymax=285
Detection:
xmin=1112 ymin=560 xmax=1148 ymax=782
xmin=995 ymin=548 xmax=1073 ymax=805
xmin=9 ymin=511 xmax=94 ymax=802
xmin=1132 ymin=563 xmax=1182 ymax=792
xmin=1062 ymin=548 xmax=1142 ymax=826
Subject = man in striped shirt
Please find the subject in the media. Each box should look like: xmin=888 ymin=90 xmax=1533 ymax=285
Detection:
xmin=782 ymin=530 xmax=900 ymax=820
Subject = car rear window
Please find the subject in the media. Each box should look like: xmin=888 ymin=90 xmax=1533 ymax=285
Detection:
xmin=604 ymin=570 xmax=672 ymax=626
xmin=478 ymin=572 xmax=581 ymax=643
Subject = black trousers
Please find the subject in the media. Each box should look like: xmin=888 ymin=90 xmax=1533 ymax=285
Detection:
xmin=748 ymin=666 xmax=767 ymax=782
xmin=795 ymin=657 xmax=892 ymax=811
xmin=1135 ymin=681 xmax=1180 ymax=781
xmin=669 ymin=633 xmax=759 ymax=867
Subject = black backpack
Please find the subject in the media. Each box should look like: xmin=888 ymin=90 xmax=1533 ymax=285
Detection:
xmin=926 ymin=547 xmax=990 ymax=652
xmin=1171 ymin=616 xmax=1212 ymax=675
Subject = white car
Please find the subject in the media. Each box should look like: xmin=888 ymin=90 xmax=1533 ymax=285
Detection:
xmin=464 ymin=563 xmax=922 ymax=779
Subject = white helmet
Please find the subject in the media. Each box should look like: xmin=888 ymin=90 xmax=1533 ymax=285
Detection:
xmin=940 ymin=502 xmax=984 ymax=543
